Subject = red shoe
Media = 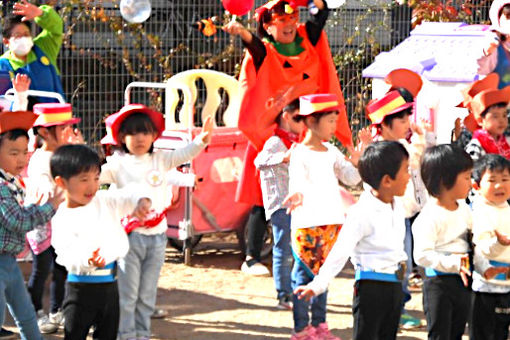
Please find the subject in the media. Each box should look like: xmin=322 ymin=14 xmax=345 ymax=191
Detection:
xmin=291 ymin=325 xmax=317 ymax=340
xmin=314 ymin=322 xmax=341 ymax=340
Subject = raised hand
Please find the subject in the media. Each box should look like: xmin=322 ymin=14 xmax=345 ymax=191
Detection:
xmin=13 ymin=0 xmax=43 ymax=22
xmin=345 ymin=145 xmax=362 ymax=168
xmin=198 ymin=116 xmax=214 ymax=144
xmin=47 ymin=186 xmax=64 ymax=210
xmin=88 ymin=248 xmax=106 ymax=268
xmin=12 ymin=73 xmax=30 ymax=93
xmin=61 ymin=126 xmax=84 ymax=145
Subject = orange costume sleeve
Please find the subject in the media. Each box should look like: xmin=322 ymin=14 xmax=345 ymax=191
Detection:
xmin=236 ymin=24 xmax=352 ymax=205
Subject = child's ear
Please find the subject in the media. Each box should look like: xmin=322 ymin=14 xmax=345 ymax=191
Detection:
xmin=54 ymin=176 xmax=66 ymax=190
xmin=379 ymin=174 xmax=392 ymax=189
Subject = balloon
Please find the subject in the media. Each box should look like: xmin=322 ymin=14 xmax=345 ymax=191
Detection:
xmin=120 ymin=0 xmax=151 ymax=23
xmin=222 ymin=0 xmax=254 ymax=16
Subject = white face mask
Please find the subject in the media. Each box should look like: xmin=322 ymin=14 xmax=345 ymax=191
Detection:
xmin=8 ymin=36 xmax=33 ymax=57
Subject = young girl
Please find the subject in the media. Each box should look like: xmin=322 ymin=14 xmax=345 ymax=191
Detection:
xmin=412 ymin=144 xmax=473 ymax=340
xmin=99 ymin=103 xmax=212 ymax=340
xmin=284 ymin=94 xmax=363 ymax=340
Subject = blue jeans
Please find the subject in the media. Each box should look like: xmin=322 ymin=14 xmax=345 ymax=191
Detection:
xmin=0 ymin=254 xmax=42 ymax=340
xmin=291 ymin=261 xmax=327 ymax=332
xmin=271 ymin=209 xmax=292 ymax=299
xmin=118 ymin=233 xmax=167 ymax=340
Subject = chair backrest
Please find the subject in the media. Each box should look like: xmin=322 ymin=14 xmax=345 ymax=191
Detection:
xmin=165 ymin=69 xmax=241 ymax=130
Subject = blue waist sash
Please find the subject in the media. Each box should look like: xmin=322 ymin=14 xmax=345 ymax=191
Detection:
xmin=355 ymin=270 xmax=400 ymax=283
xmin=67 ymin=262 xmax=116 ymax=283
xmin=425 ymin=267 xmax=458 ymax=277
xmin=489 ymin=260 xmax=510 ymax=281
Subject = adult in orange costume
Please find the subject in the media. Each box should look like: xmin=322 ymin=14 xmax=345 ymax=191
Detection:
xmin=224 ymin=0 xmax=352 ymax=274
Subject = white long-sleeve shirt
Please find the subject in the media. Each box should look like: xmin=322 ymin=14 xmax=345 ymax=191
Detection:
xmin=307 ymin=190 xmax=407 ymax=295
xmin=51 ymin=189 xmax=138 ymax=274
xmin=413 ymin=199 xmax=472 ymax=274
xmin=100 ymin=138 xmax=205 ymax=235
xmin=288 ymin=142 xmax=361 ymax=229
xmin=471 ymin=195 xmax=510 ymax=292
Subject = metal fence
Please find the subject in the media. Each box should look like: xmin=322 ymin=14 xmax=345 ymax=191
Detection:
xmin=0 ymin=0 xmax=492 ymax=145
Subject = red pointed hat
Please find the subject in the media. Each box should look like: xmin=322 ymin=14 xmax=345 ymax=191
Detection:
xmin=384 ymin=68 xmax=423 ymax=98
xmin=33 ymin=103 xmax=81 ymax=127
xmin=0 ymin=111 xmax=37 ymax=134
xmin=457 ymin=73 xmax=500 ymax=109
xmin=101 ymin=104 xmax=165 ymax=145
xmin=366 ymin=90 xmax=413 ymax=125
xmin=298 ymin=94 xmax=340 ymax=116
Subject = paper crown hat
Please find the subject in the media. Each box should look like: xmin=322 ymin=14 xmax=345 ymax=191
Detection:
xmin=33 ymin=103 xmax=81 ymax=128
xmin=298 ymin=94 xmax=340 ymax=116
xmin=0 ymin=111 xmax=37 ymax=134
xmin=470 ymin=86 xmax=510 ymax=120
xmin=457 ymin=73 xmax=500 ymax=109
xmin=101 ymin=104 xmax=165 ymax=146
xmin=255 ymin=0 xmax=296 ymax=21
xmin=365 ymin=90 xmax=414 ymax=125
xmin=490 ymin=0 xmax=510 ymax=34
xmin=384 ymin=68 xmax=423 ymax=98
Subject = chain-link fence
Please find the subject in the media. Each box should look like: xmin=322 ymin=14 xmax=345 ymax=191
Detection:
xmin=0 ymin=0 xmax=492 ymax=145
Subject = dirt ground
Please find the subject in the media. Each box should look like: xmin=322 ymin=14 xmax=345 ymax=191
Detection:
xmin=7 ymin=233 xmax=470 ymax=340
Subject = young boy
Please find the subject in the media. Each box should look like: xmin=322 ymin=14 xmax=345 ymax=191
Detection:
xmin=465 ymin=84 xmax=510 ymax=161
xmin=254 ymin=98 xmax=304 ymax=309
xmin=50 ymin=144 xmax=150 ymax=340
xmin=412 ymin=144 xmax=473 ymax=340
xmin=25 ymin=103 xmax=82 ymax=333
xmin=295 ymin=140 xmax=411 ymax=340
xmin=0 ymin=110 xmax=63 ymax=340
xmin=470 ymin=154 xmax=510 ymax=339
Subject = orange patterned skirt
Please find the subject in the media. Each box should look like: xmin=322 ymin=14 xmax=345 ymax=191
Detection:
xmin=291 ymin=224 xmax=342 ymax=278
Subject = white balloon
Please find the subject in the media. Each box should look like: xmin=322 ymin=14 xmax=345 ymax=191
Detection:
xmin=325 ymin=0 xmax=346 ymax=9
xmin=120 ymin=0 xmax=151 ymax=23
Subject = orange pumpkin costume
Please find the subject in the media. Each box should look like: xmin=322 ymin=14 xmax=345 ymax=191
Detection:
xmin=236 ymin=20 xmax=352 ymax=205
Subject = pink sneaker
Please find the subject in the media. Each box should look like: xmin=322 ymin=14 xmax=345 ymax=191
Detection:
xmin=314 ymin=323 xmax=341 ymax=340
xmin=290 ymin=325 xmax=317 ymax=340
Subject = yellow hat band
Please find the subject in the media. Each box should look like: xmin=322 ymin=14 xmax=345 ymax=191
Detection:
xmin=369 ymin=96 xmax=406 ymax=123
xmin=37 ymin=112 xmax=73 ymax=124
xmin=301 ymin=100 xmax=339 ymax=115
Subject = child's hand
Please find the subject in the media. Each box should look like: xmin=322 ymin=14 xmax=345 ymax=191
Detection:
xmin=88 ymin=248 xmax=106 ymax=268
xmin=418 ymin=118 xmax=433 ymax=134
xmin=459 ymin=254 xmax=471 ymax=287
xmin=61 ymin=126 xmax=84 ymax=145
xmin=452 ymin=118 xmax=462 ymax=142
xmin=483 ymin=266 xmax=509 ymax=280
xmin=283 ymin=192 xmax=303 ymax=214
xmin=12 ymin=73 xmax=30 ymax=93
xmin=13 ymin=0 xmax=43 ymax=21
xmin=410 ymin=122 xmax=424 ymax=137
xmin=495 ymin=230 xmax=510 ymax=246
xmin=345 ymin=145 xmax=362 ymax=168
xmin=484 ymin=39 xmax=499 ymax=56
xmin=47 ymin=186 xmax=64 ymax=210
xmin=132 ymin=197 xmax=152 ymax=221
xmin=294 ymin=286 xmax=315 ymax=302
xmin=198 ymin=116 xmax=214 ymax=144
xmin=357 ymin=126 xmax=373 ymax=150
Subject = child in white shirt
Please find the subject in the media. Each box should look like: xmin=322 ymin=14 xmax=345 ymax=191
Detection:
xmin=284 ymin=93 xmax=362 ymax=340
xmin=295 ymin=140 xmax=411 ymax=340
xmin=99 ymin=104 xmax=212 ymax=340
xmin=412 ymin=144 xmax=473 ymax=340
xmin=470 ymin=154 xmax=510 ymax=339
xmin=50 ymin=144 xmax=149 ymax=340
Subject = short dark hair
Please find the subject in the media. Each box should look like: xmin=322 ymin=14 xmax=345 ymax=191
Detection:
xmin=2 ymin=15 xmax=31 ymax=38
xmin=390 ymin=87 xmax=414 ymax=103
xmin=256 ymin=1 xmax=290 ymax=38
xmin=32 ymin=125 xmax=58 ymax=141
xmin=276 ymin=98 xmax=300 ymax=125
xmin=420 ymin=144 xmax=473 ymax=197
xmin=358 ymin=140 xmax=409 ymax=190
xmin=0 ymin=129 xmax=29 ymax=148
xmin=118 ymin=112 xmax=158 ymax=153
xmin=381 ymin=107 xmax=412 ymax=128
xmin=472 ymin=154 xmax=510 ymax=185
xmin=50 ymin=144 xmax=101 ymax=180
xmin=480 ymin=102 xmax=507 ymax=118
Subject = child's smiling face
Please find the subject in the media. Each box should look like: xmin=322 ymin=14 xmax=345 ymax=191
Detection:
xmin=477 ymin=168 xmax=510 ymax=205
xmin=265 ymin=12 xmax=299 ymax=44
xmin=57 ymin=169 xmax=100 ymax=208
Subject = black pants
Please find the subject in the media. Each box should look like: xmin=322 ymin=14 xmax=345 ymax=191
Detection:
xmin=470 ymin=291 xmax=510 ymax=340
xmin=245 ymin=205 xmax=266 ymax=261
xmin=423 ymin=275 xmax=471 ymax=340
xmin=27 ymin=246 xmax=67 ymax=313
xmin=63 ymin=281 xmax=119 ymax=340
xmin=352 ymin=280 xmax=404 ymax=340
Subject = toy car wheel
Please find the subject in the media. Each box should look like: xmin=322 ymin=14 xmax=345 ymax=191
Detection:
xmin=237 ymin=219 xmax=273 ymax=260
xmin=167 ymin=235 xmax=203 ymax=251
